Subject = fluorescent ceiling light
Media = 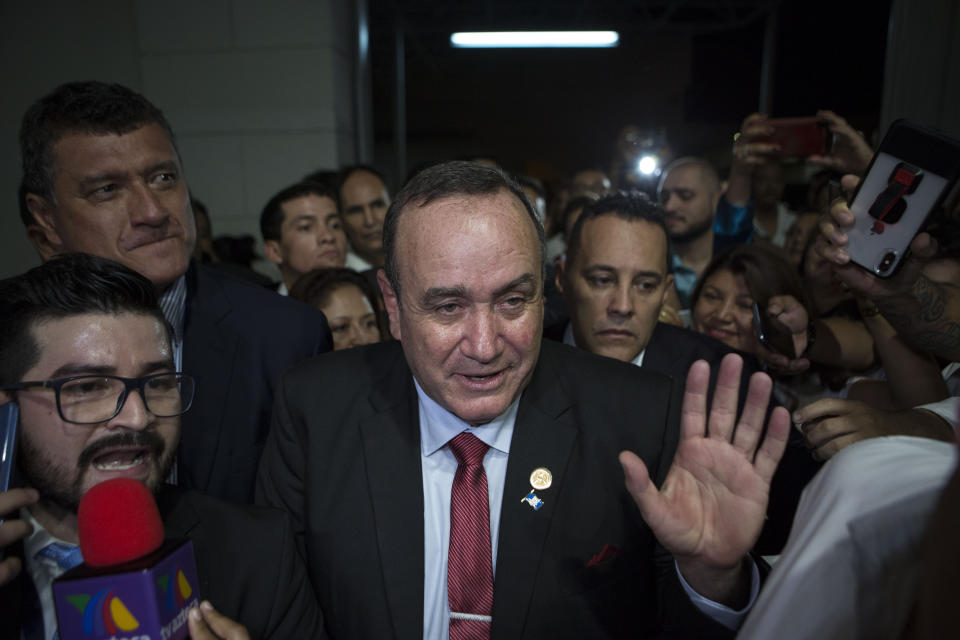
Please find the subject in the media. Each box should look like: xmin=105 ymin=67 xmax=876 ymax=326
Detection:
xmin=450 ymin=31 xmax=619 ymax=48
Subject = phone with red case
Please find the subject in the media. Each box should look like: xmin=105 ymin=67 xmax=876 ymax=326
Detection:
xmin=755 ymin=117 xmax=831 ymax=157
xmin=845 ymin=120 xmax=960 ymax=278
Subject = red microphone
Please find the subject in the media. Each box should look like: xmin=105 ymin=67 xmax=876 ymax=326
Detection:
xmin=78 ymin=478 xmax=164 ymax=566
xmin=52 ymin=478 xmax=200 ymax=640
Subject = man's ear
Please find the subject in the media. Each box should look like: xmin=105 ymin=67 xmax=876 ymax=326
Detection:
xmin=376 ymin=269 xmax=402 ymax=341
xmin=24 ymin=193 xmax=64 ymax=261
xmin=661 ymin=273 xmax=675 ymax=307
xmin=263 ymin=239 xmax=283 ymax=266
xmin=555 ymin=256 xmax=566 ymax=295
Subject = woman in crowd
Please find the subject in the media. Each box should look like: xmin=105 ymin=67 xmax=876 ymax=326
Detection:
xmin=290 ymin=268 xmax=383 ymax=351
xmin=691 ymin=243 xmax=886 ymax=408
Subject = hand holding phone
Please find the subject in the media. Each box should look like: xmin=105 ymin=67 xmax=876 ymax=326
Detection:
xmin=844 ymin=120 xmax=960 ymax=278
xmin=0 ymin=401 xmax=38 ymax=581
xmin=753 ymin=302 xmax=798 ymax=358
xmin=0 ymin=486 xmax=40 ymax=585
xmin=753 ymin=117 xmax=832 ymax=158
xmin=0 ymin=402 xmax=17 ymax=496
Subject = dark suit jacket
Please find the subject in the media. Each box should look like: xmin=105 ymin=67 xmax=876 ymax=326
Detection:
xmin=256 ymin=339 xmax=733 ymax=639
xmin=0 ymin=486 xmax=323 ymax=639
xmin=179 ymin=262 xmax=331 ymax=504
xmin=545 ymin=321 xmax=821 ymax=554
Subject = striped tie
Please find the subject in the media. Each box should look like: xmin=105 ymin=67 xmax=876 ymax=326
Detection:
xmin=447 ymin=432 xmax=494 ymax=640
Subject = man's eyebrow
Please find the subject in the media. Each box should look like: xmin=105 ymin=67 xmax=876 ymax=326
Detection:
xmin=583 ymin=264 xmax=617 ymax=273
xmin=76 ymin=161 xmax=179 ymax=192
xmin=77 ymin=172 xmax=126 ymax=191
xmin=289 ymin=214 xmax=318 ymax=225
xmin=633 ymin=270 xmax=663 ymax=280
xmin=46 ymin=359 xmax=175 ymax=379
xmin=48 ymin=363 xmax=116 ymax=378
xmin=492 ymin=274 xmax=537 ymax=298
xmin=145 ymin=160 xmax=179 ymax=175
xmin=422 ymin=285 xmax=467 ymax=305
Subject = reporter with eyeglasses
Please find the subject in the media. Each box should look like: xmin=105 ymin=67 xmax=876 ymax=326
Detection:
xmin=0 ymin=255 xmax=322 ymax=640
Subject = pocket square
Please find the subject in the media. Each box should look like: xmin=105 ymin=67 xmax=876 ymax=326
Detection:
xmin=586 ymin=544 xmax=621 ymax=567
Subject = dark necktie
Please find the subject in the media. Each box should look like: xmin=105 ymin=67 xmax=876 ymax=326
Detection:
xmin=447 ymin=432 xmax=494 ymax=640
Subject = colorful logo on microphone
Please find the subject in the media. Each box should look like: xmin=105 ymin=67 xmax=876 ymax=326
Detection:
xmin=66 ymin=590 xmax=140 ymax=634
xmin=156 ymin=567 xmax=194 ymax=612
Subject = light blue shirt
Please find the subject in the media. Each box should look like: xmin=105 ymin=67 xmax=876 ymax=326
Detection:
xmin=158 ymin=274 xmax=187 ymax=371
xmin=417 ymin=379 xmax=516 ymax=640
xmin=670 ymin=251 xmax=699 ymax=310
xmin=158 ymin=274 xmax=187 ymax=486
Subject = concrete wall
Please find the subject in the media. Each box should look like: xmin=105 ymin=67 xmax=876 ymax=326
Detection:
xmin=881 ymin=0 xmax=960 ymax=138
xmin=0 ymin=0 xmax=360 ymax=279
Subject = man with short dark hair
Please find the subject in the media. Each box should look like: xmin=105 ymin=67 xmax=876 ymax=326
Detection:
xmin=557 ymin=192 xmax=674 ymax=364
xmin=18 ymin=81 xmax=331 ymax=504
xmin=555 ymin=191 xmax=814 ymax=553
xmin=260 ymin=181 xmax=347 ymax=295
xmin=258 ymin=161 xmax=791 ymax=638
xmin=338 ymin=165 xmax=391 ymax=271
xmin=0 ymin=254 xmax=321 ymax=640
xmin=657 ymin=157 xmax=723 ymax=308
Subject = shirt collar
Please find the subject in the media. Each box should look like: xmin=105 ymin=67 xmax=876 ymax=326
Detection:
xmin=670 ymin=251 xmax=695 ymax=275
xmin=158 ymin=274 xmax=188 ymax=343
xmin=22 ymin=507 xmax=75 ymax=567
xmin=415 ymin=378 xmax=517 ymax=457
xmin=562 ymin=322 xmax=645 ymax=367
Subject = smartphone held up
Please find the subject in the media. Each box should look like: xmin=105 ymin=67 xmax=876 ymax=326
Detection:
xmin=844 ymin=120 xmax=960 ymax=278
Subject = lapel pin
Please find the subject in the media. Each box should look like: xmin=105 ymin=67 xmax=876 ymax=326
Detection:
xmin=521 ymin=491 xmax=544 ymax=511
xmin=529 ymin=467 xmax=552 ymax=491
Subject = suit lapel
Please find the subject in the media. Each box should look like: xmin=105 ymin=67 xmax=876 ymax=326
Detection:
xmin=0 ymin=543 xmax=25 ymax=640
xmin=359 ymin=353 xmax=425 ymax=640
xmin=641 ymin=324 xmax=674 ymax=375
xmin=491 ymin=343 xmax=578 ymax=639
xmin=180 ymin=264 xmax=239 ymax=492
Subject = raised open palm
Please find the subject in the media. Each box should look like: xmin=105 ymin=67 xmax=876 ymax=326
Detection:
xmin=620 ymin=354 xmax=789 ymax=576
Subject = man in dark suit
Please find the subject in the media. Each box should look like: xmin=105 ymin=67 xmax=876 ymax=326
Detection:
xmin=257 ymin=161 xmax=791 ymax=638
xmin=551 ymin=191 xmax=819 ymax=553
xmin=0 ymin=255 xmax=321 ymax=639
xmin=18 ymin=81 xmax=331 ymax=504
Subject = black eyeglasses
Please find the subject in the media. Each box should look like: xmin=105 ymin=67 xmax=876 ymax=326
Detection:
xmin=0 ymin=373 xmax=196 ymax=425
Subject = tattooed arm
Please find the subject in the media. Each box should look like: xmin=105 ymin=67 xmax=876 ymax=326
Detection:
xmin=877 ymin=275 xmax=960 ymax=362
xmin=815 ymin=174 xmax=960 ymax=362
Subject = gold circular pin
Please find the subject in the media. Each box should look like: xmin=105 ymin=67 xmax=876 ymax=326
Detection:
xmin=529 ymin=467 xmax=552 ymax=490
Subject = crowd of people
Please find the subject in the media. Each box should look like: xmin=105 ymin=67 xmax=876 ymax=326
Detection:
xmin=0 ymin=79 xmax=957 ymax=639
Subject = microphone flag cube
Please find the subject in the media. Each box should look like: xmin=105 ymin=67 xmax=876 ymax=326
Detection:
xmin=52 ymin=539 xmax=200 ymax=640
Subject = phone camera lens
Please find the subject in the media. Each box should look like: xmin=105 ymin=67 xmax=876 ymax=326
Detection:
xmin=877 ymin=251 xmax=897 ymax=274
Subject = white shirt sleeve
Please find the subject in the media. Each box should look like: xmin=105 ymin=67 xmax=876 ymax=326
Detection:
xmin=674 ymin=557 xmax=760 ymax=629
xmin=914 ymin=396 xmax=959 ymax=434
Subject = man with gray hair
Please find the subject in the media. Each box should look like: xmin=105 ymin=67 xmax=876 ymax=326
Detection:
xmin=258 ymin=160 xmax=790 ymax=638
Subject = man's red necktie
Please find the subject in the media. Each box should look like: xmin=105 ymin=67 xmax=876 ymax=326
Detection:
xmin=447 ymin=432 xmax=494 ymax=640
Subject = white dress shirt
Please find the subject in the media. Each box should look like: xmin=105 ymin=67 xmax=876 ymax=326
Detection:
xmin=344 ymin=252 xmax=374 ymax=272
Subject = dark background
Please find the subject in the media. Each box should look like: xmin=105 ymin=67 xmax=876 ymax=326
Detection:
xmin=367 ymin=0 xmax=891 ymax=187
